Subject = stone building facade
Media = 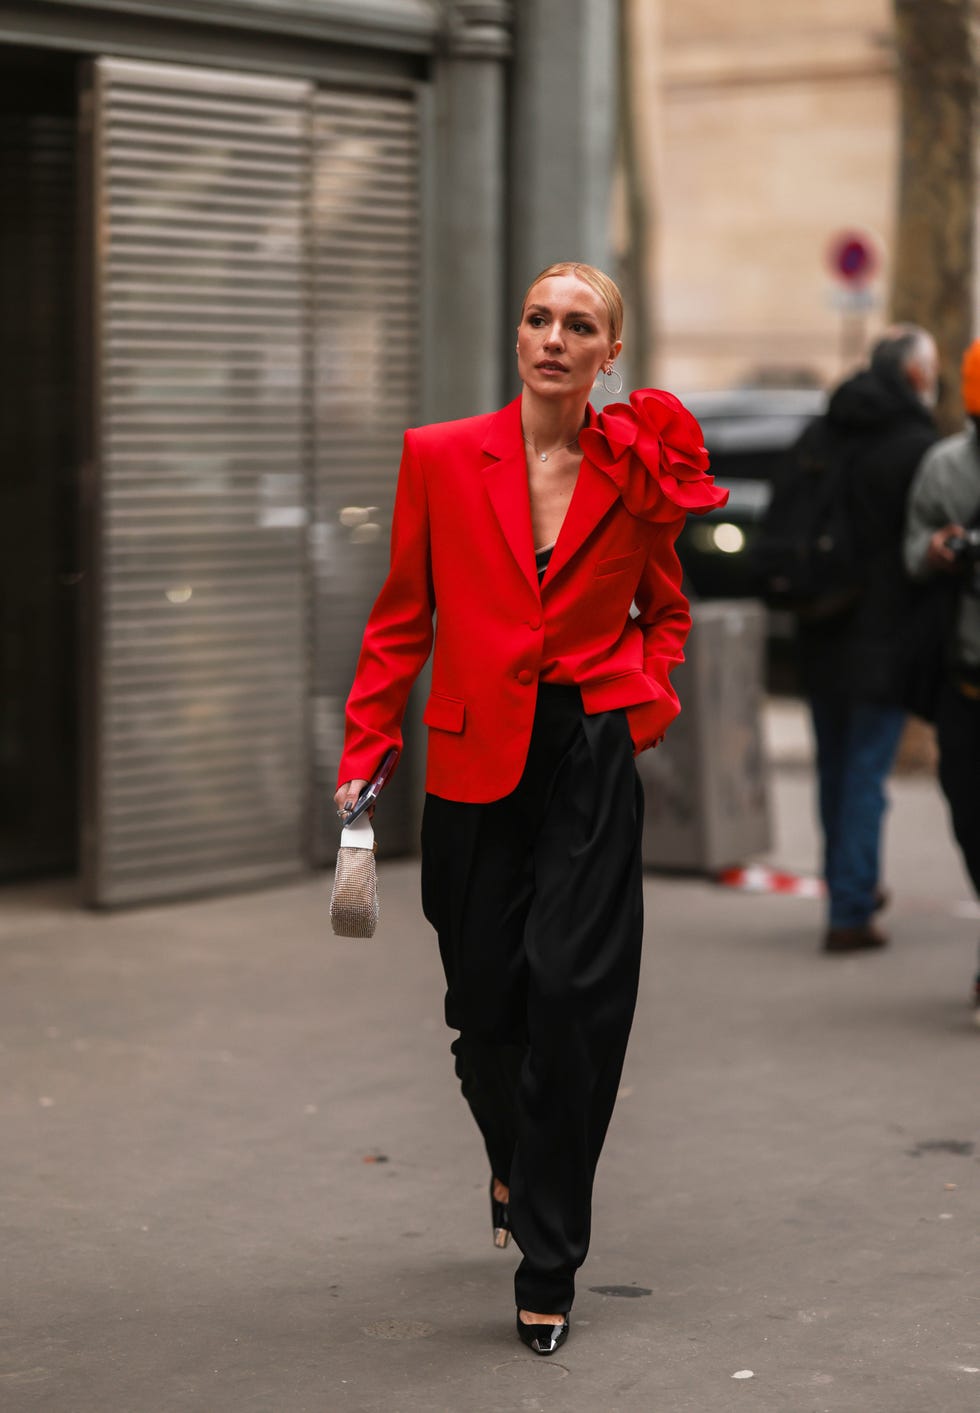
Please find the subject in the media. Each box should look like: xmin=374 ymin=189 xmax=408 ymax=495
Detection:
xmin=633 ymin=0 xmax=909 ymax=391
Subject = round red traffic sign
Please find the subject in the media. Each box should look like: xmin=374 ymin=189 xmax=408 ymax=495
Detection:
xmin=827 ymin=230 xmax=878 ymax=286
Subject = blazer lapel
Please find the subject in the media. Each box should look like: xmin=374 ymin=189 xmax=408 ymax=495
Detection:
xmin=542 ymin=450 xmax=620 ymax=586
xmin=480 ymin=396 xmax=622 ymax=592
xmin=481 ymin=397 xmax=539 ymax=595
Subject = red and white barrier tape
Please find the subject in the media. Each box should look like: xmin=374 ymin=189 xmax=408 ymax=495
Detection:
xmin=715 ymin=865 xmax=825 ymax=899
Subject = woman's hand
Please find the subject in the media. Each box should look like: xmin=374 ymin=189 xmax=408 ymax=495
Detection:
xmin=926 ymin=524 xmax=965 ymax=573
xmin=334 ymin=779 xmax=368 ymax=822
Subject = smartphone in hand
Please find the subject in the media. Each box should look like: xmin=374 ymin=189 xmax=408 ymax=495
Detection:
xmin=342 ymin=748 xmax=398 ymax=827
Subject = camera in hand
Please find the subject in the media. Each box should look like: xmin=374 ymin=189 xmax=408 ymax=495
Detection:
xmin=944 ymin=527 xmax=980 ymax=563
xmin=944 ymin=527 xmax=980 ymax=597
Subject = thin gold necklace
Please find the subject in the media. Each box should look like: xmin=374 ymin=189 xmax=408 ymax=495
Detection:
xmin=522 ymin=431 xmax=581 ymax=463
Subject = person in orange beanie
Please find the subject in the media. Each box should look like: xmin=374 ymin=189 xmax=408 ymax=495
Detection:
xmin=905 ymin=338 xmax=980 ymax=1026
xmin=961 ymin=338 xmax=980 ymax=416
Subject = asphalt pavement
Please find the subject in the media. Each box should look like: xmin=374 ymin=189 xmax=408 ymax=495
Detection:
xmin=2 ymin=704 xmax=978 ymax=1413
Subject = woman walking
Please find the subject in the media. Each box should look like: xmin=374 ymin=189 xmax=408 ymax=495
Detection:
xmin=335 ymin=262 xmax=725 ymax=1353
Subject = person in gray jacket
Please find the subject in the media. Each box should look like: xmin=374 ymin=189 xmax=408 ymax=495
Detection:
xmin=904 ymin=339 xmax=980 ymax=1026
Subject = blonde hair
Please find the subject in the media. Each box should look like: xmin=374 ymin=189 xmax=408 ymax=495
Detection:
xmin=521 ymin=261 xmax=624 ymax=343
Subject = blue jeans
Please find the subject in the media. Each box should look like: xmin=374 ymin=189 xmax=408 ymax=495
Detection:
xmin=809 ymin=696 xmax=906 ymax=929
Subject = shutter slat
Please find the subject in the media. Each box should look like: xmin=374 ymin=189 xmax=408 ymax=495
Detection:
xmin=89 ymin=57 xmax=310 ymax=905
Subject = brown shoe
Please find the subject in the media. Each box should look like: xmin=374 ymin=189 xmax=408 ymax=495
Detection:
xmin=823 ymin=923 xmax=889 ymax=953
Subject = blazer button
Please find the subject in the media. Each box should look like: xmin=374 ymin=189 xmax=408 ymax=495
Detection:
xmin=527 ymin=616 xmax=542 ymax=631
xmin=517 ymin=668 xmax=534 ymax=685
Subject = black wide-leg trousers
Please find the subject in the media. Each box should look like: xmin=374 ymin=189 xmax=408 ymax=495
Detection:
xmin=420 ymin=684 xmax=645 ymax=1314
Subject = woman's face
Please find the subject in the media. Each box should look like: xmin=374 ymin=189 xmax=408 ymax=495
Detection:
xmin=516 ymin=274 xmax=621 ymax=400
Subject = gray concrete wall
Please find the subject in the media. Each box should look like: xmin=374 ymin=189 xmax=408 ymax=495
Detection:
xmin=509 ymin=0 xmax=619 ymax=341
xmin=427 ymin=2 xmax=512 ymax=420
xmin=428 ymin=0 xmax=620 ymax=419
xmin=15 ymin=0 xmax=439 ymax=51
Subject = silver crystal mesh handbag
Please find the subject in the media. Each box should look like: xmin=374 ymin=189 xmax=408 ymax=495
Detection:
xmin=329 ymin=749 xmax=396 ymax=938
xmin=330 ymin=812 xmax=379 ymax=937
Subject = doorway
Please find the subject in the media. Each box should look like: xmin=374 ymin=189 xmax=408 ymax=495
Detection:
xmin=0 ymin=48 xmax=80 ymax=880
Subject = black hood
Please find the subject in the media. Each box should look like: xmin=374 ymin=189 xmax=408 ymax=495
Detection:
xmin=827 ymin=367 xmax=934 ymax=432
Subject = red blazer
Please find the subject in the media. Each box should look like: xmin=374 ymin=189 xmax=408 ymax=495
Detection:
xmin=339 ymin=389 xmax=727 ymax=802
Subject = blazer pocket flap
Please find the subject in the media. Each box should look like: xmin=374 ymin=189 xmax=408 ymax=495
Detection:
xmin=594 ymin=548 xmax=643 ymax=577
xmin=423 ymin=693 xmax=465 ymax=733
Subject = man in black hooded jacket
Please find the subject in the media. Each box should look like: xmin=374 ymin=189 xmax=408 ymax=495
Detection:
xmin=797 ymin=326 xmax=939 ymax=952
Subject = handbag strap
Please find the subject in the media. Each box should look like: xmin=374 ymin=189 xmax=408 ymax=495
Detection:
xmin=340 ymin=814 xmax=375 ymax=851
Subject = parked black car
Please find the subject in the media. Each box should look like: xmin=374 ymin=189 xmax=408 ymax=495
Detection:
xmin=676 ymin=388 xmax=826 ymax=603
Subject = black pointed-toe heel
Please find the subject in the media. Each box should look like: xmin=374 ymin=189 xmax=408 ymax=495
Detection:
xmin=516 ymin=1311 xmax=570 ymax=1356
xmin=490 ymin=1177 xmax=510 ymax=1249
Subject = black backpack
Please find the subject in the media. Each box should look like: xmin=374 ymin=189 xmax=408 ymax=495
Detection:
xmin=752 ymin=418 xmax=864 ymax=622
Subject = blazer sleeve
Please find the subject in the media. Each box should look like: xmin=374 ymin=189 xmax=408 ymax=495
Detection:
xmin=338 ymin=430 xmax=435 ymax=786
xmin=625 ymin=514 xmax=692 ymax=754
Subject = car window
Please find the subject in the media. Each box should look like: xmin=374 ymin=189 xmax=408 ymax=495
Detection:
xmin=704 ymin=447 xmax=795 ymax=484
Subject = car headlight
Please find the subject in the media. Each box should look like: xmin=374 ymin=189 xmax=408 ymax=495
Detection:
xmin=710 ymin=522 xmax=746 ymax=554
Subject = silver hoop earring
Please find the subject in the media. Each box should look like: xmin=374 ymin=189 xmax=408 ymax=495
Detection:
xmin=599 ymin=367 xmax=624 ymax=396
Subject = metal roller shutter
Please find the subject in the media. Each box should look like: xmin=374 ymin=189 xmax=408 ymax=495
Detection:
xmin=82 ymin=58 xmax=312 ymax=905
xmin=309 ymin=85 xmax=422 ymax=863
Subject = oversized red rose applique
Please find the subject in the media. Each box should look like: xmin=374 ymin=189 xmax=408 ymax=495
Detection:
xmin=580 ymin=388 xmax=728 ymax=522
